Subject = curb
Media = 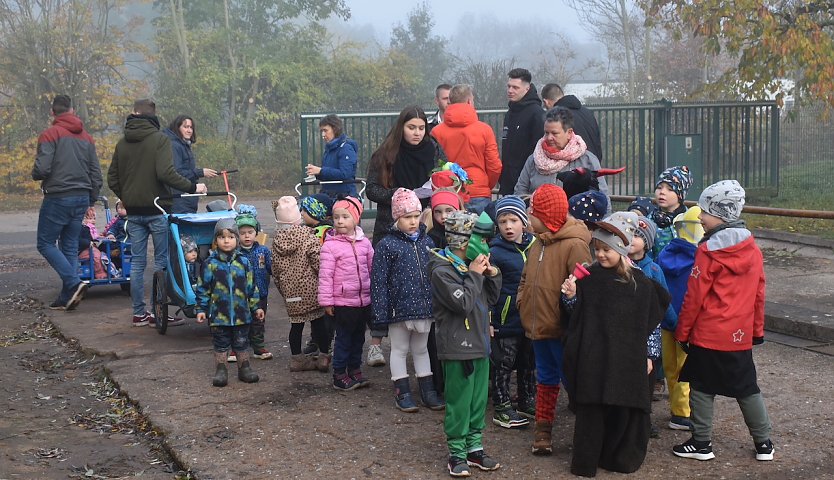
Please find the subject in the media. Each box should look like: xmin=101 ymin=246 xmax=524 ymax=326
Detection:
xmin=765 ymin=302 xmax=834 ymax=344
xmin=753 ymin=228 xmax=834 ymax=250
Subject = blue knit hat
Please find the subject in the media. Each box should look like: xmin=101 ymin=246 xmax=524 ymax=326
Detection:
xmin=568 ymin=190 xmax=608 ymax=223
xmin=495 ymin=196 xmax=529 ymax=227
xmin=628 ymin=196 xmax=654 ymax=216
xmin=300 ymin=195 xmax=329 ymax=222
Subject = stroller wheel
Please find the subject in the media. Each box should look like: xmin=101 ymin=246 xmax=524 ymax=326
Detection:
xmin=152 ymin=271 xmax=168 ymax=335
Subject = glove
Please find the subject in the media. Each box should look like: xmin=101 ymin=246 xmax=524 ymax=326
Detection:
xmin=752 ymin=336 xmax=764 ymax=345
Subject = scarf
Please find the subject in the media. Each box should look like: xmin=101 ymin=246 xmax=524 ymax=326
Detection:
xmin=393 ymin=138 xmax=436 ymax=190
xmin=532 ymin=132 xmax=587 ymax=175
xmin=431 ymin=247 xmax=469 ymax=276
xmin=651 ymin=203 xmax=687 ymax=229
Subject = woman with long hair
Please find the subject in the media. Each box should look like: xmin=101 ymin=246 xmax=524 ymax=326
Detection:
xmin=164 ymin=115 xmax=217 ymax=214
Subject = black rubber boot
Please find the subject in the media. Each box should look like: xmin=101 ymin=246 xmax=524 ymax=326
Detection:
xmin=418 ymin=375 xmax=445 ymax=410
xmin=212 ymin=353 xmax=228 ymax=387
xmin=237 ymin=352 xmax=259 ymax=383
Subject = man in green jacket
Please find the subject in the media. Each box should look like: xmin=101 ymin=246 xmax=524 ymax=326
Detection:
xmin=108 ymin=99 xmax=206 ymax=327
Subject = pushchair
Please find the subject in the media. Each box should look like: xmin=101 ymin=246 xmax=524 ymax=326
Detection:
xmin=150 ymin=191 xmax=238 ymax=334
xmin=78 ymin=196 xmax=131 ymax=292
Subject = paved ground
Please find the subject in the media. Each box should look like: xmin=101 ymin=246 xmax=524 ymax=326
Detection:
xmin=1 ymin=200 xmax=833 ymax=479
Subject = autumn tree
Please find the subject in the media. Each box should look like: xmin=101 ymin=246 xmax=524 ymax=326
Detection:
xmin=640 ymin=0 xmax=834 ymax=106
xmin=389 ymin=2 xmax=451 ymax=100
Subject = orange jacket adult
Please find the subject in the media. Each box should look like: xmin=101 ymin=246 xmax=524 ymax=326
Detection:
xmin=431 ymin=103 xmax=502 ymax=199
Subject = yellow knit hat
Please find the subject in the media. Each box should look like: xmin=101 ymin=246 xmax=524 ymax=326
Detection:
xmin=674 ymin=206 xmax=704 ymax=244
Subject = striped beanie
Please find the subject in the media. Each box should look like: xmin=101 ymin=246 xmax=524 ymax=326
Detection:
xmin=495 ymin=195 xmax=529 ymax=228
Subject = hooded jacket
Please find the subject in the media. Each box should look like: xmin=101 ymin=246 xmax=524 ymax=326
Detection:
xmin=163 ymin=128 xmax=204 ymax=214
xmin=319 ymin=134 xmax=358 ymax=197
xmin=318 ymin=226 xmax=374 ymax=308
xmin=32 ymin=112 xmax=102 ymax=202
xmin=371 ymin=224 xmax=435 ymax=325
xmin=675 ymin=228 xmax=765 ymax=351
xmin=196 ymin=249 xmax=260 ymax=327
xmin=272 ymin=225 xmax=324 ymax=321
xmin=656 ymin=238 xmax=698 ymax=316
xmin=517 ymin=218 xmax=592 ymax=340
xmin=431 ymin=103 xmax=502 ymax=198
xmin=499 ymin=85 xmax=545 ymax=194
xmin=554 ymin=95 xmax=603 ymax=162
xmin=107 ymin=116 xmax=196 ymax=215
xmin=634 ymin=255 xmax=678 ymax=331
xmin=489 ymin=232 xmax=536 ymax=338
xmin=428 ymin=251 xmax=502 ymax=361
xmin=239 ymin=241 xmax=272 ymax=312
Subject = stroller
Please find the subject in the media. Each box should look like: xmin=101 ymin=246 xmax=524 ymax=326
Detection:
xmin=150 ymin=191 xmax=238 ymax=334
xmin=78 ymin=196 xmax=131 ymax=292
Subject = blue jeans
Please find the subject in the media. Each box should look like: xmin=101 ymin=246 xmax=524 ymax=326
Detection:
xmin=37 ymin=195 xmax=89 ymax=303
xmin=465 ymin=196 xmax=492 ymax=215
xmin=533 ymin=338 xmax=565 ymax=386
xmin=332 ymin=306 xmax=369 ymax=373
xmin=127 ymin=214 xmax=168 ymax=315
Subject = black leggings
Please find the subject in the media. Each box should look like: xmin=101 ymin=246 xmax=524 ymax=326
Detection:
xmin=289 ymin=317 xmax=332 ymax=355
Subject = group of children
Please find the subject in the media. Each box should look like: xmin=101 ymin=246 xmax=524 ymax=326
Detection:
xmin=188 ymin=165 xmax=773 ymax=478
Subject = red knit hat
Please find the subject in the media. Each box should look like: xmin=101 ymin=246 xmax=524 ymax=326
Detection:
xmin=431 ymin=188 xmax=464 ymax=211
xmin=530 ymin=184 xmax=569 ymax=232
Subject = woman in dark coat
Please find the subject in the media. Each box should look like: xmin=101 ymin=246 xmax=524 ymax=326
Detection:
xmin=164 ymin=115 xmax=217 ymax=214
xmin=305 ymin=114 xmax=359 ymax=198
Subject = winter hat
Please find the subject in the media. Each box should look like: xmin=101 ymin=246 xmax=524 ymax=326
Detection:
xmin=333 ymin=196 xmax=363 ymax=224
xmin=431 ymin=188 xmax=464 ymax=211
xmin=180 ymin=235 xmax=197 ymax=253
xmin=273 ymin=196 xmax=303 ymax=225
xmin=634 ymin=216 xmax=657 ymax=252
xmin=299 ymin=195 xmax=329 ymax=222
xmin=568 ymin=190 xmax=608 ymax=223
xmin=391 ymin=188 xmax=422 ymax=220
xmin=592 ymin=211 xmax=638 ymax=257
xmin=444 ymin=211 xmax=478 ymax=250
xmin=495 ymin=195 xmax=529 ymax=228
xmin=530 ymin=184 xmax=569 ymax=233
xmin=628 ymin=196 xmax=654 ymax=216
xmin=655 ymin=165 xmax=693 ymax=201
xmin=698 ymin=179 xmax=745 ymax=222
xmin=235 ymin=204 xmax=260 ymax=232
xmin=430 ymin=170 xmax=470 ymax=202
xmin=674 ymin=206 xmax=705 ymax=244
xmin=214 ymin=217 xmax=239 ymax=237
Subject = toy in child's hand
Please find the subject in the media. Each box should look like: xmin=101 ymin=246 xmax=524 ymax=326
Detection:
xmin=572 ymin=262 xmax=591 ymax=280
xmin=561 ymin=263 xmax=591 ymax=295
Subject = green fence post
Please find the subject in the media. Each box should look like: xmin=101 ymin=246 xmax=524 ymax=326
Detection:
xmin=770 ymin=104 xmax=780 ymax=195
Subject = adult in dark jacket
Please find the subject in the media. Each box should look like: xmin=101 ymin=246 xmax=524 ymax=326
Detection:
xmin=33 ymin=95 xmax=103 ymax=311
xmin=305 ymin=114 xmax=358 ymax=198
xmin=108 ymin=99 xmax=206 ymax=326
xmin=164 ymin=115 xmax=217 ymax=214
xmin=541 ymin=83 xmax=603 ymax=162
xmin=499 ymin=68 xmax=546 ymax=195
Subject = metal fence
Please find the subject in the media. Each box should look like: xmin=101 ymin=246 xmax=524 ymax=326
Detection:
xmin=300 ymin=100 xmax=780 ymax=199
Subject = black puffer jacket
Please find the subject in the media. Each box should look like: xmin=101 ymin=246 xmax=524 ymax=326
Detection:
xmin=499 ymin=85 xmax=545 ymax=194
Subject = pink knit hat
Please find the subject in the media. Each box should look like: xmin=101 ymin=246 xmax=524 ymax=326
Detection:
xmin=333 ymin=196 xmax=363 ymax=224
xmin=391 ymin=188 xmax=422 ymax=220
xmin=273 ymin=196 xmax=302 ymax=225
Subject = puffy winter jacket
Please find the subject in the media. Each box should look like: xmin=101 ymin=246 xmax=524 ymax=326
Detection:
xmin=656 ymin=238 xmax=697 ymax=317
xmin=431 ymin=103 xmax=502 ymax=198
xmin=318 ymin=134 xmax=358 ymax=197
xmin=33 ymin=112 xmax=102 ymax=202
xmin=318 ymin=226 xmax=374 ymax=307
xmin=272 ymin=225 xmax=323 ymax=320
xmin=163 ymin=128 xmax=204 ymax=214
xmin=239 ymin=242 xmax=272 ymax=312
xmin=196 ymin=250 xmax=260 ymax=326
xmin=517 ymin=219 xmax=592 ymax=340
xmin=489 ymin=233 xmax=536 ymax=338
xmin=371 ymin=225 xmax=434 ymax=325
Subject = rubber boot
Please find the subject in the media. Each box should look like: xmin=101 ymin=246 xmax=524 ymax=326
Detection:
xmin=417 ymin=375 xmax=445 ymax=410
xmin=393 ymin=377 xmax=419 ymax=412
xmin=316 ymin=353 xmax=331 ymax=373
xmin=212 ymin=352 xmax=228 ymax=387
xmin=237 ymin=351 xmax=259 ymax=383
xmin=290 ymin=353 xmax=318 ymax=372
xmin=532 ymin=421 xmax=553 ymax=455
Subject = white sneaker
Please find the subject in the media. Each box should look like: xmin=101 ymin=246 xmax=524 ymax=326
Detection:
xmin=366 ymin=344 xmax=386 ymax=367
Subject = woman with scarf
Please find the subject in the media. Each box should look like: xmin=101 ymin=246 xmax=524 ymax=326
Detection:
xmin=365 ymin=105 xmax=446 ymax=371
xmin=514 ymin=107 xmax=609 ymax=198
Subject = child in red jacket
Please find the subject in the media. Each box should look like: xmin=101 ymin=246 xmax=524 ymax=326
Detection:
xmin=672 ymin=180 xmax=774 ymax=462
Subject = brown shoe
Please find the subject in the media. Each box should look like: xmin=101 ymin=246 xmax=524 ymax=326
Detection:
xmin=532 ymin=421 xmax=553 ymax=455
xmin=290 ymin=353 xmax=318 ymax=372
xmin=316 ymin=353 xmax=331 ymax=373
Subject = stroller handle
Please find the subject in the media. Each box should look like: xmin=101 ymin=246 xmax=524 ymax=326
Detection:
xmin=294 ymin=179 xmax=366 ymax=197
xmin=153 ymin=192 xmax=238 ymax=214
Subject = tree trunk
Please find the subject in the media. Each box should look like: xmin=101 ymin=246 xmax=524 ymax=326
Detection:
xmin=239 ymin=60 xmax=259 ymax=146
xmin=223 ymin=0 xmax=237 ymax=142
xmin=169 ymin=0 xmax=190 ymax=71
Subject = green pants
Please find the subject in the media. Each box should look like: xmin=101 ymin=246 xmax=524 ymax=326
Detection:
xmin=443 ymin=358 xmax=489 ymax=458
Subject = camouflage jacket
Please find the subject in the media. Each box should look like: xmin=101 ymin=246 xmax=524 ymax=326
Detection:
xmin=196 ymin=249 xmax=260 ymax=326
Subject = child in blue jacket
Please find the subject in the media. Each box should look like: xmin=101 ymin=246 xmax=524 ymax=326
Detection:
xmin=489 ymin=196 xmax=537 ymax=429
xmin=371 ymin=188 xmax=444 ymax=412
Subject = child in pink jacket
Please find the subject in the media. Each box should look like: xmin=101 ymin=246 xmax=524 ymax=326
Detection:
xmin=318 ymin=196 xmax=375 ymax=390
